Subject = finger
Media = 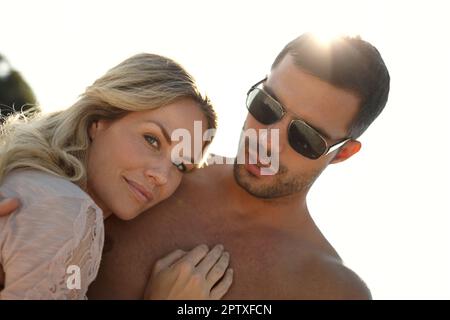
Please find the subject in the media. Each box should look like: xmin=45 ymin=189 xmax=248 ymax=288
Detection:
xmin=196 ymin=244 xmax=224 ymax=276
xmin=0 ymin=198 xmax=20 ymax=217
xmin=210 ymin=268 xmax=233 ymax=300
xmin=206 ymin=251 xmax=230 ymax=286
xmin=176 ymin=244 xmax=209 ymax=269
xmin=153 ymin=249 xmax=186 ymax=274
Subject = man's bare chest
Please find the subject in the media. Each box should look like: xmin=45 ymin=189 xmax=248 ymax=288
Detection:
xmin=89 ymin=203 xmax=307 ymax=299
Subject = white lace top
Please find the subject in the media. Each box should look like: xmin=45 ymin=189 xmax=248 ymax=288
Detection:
xmin=0 ymin=169 xmax=104 ymax=300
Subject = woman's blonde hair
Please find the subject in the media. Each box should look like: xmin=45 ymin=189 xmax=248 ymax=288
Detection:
xmin=0 ymin=53 xmax=217 ymax=189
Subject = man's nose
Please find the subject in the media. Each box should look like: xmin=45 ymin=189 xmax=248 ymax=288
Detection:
xmin=259 ymin=120 xmax=288 ymax=155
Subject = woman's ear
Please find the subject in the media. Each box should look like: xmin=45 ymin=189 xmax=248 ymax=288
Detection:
xmin=88 ymin=121 xmax=99 ymax=141
xmin=330 ymin=140 xmax=362 ymax=164
xmin=89 ymin=119 xmax=110 ymax=141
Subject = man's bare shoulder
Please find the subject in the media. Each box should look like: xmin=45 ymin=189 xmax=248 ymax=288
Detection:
xmin=182 ymin=154 xmax=231 ymax=187
xmin=296 ymin=250 xmax=372 ymax=300
xmin=228 ymin=226 xmax=371 ymax=300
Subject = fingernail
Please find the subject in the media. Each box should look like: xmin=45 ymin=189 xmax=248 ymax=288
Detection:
xmin=217 ymin=244 xmax=224 ymax=250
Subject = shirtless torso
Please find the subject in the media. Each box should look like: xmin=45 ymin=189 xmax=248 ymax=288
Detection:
xmin=87 ymin=163 xmax=370 ymax=299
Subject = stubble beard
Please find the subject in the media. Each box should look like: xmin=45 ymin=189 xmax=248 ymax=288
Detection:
xmin=232 ymin=161 xmax=319 ymax=199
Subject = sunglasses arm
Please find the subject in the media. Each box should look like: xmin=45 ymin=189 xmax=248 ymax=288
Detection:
xmin=325 ymin=138 xmax=352 ymax=156
xmin=247 ymin=77 xmax=268 ymax=95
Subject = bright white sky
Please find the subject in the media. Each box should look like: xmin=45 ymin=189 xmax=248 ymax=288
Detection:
xmin=2 ymin=0 xmax=450 ymax=299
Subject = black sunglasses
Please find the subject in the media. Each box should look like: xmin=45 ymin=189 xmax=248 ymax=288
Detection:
xmin=246 ymin=78 xmax=350 ymax=160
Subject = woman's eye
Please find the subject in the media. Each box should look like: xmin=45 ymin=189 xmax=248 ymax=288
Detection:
xmin=144 ymin=135 xmax=160 ymax=149
xmin=173 ymin=162 xmax=187 ymax=173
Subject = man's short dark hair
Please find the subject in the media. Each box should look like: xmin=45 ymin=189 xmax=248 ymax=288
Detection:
xmin=272 ymin=33 xmax=390 ymax=138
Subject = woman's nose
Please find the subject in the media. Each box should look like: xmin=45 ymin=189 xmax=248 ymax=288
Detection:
xmin=144 ymin=166 xmax=169 ymax=187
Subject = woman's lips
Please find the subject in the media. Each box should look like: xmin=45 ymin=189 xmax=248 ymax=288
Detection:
xmin=124 ymin=177 xmax=154 ymax=203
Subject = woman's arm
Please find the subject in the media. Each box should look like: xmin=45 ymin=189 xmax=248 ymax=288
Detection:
xmin=0 ymin=195 xmax=104 ymax=300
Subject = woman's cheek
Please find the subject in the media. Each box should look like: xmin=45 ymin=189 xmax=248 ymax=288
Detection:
xmin=168 ymin=173 xmax=183 ymax=198
xmin=114 ymin=138 xmax=147 ymax=166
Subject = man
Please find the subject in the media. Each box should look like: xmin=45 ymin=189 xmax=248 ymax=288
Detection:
xmin=0 ymin=33 xmax=390 ymax=299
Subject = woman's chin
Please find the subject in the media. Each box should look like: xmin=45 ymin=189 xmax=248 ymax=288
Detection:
xmin=112 ymin=210 xmax=140 ymax=221
xmin=112 ymin=203 xmax=157 ymax=221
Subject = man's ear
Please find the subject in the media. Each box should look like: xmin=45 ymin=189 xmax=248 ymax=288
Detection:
xmin=330 ymin=140 xmax=362 ymax=164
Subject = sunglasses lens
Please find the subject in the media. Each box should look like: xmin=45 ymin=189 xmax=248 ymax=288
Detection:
xmin=288 ymin=121 xmax=327 ymax=159
xmin=246 ymin=88 xmax=283 ymax=125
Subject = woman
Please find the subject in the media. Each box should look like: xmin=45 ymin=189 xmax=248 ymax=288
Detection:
xmin=0 ymin=53 xmax=232 ymax=299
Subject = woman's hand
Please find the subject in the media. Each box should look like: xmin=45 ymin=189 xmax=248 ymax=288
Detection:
xmin=144 ymin=244 xmax=233 ymax=300
xmin=0 ymin=194 xmax=19 ymax=217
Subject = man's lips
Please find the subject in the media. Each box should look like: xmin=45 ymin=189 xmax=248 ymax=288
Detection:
xmin=124 ymin=177 xmax=154 ymax=203
xmin=245 ymin=149 xmax=265 ymax=177
xmin=244 ymin=163 xmax=262 ymax=177
xmin=244 ymin=149 xmax=277 ymax=176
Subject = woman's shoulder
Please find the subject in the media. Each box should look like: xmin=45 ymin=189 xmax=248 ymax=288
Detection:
xmin=0 ymin=169 xmax=102 ymax=225
xmin=0 ymin=169 xmax=104 ymax=259
xmin=0 ymin=169 xmax=93 ymax=204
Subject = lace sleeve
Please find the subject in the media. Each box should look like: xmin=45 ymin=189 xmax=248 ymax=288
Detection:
xmin=0 ymin=196 xmax=104 ymax=300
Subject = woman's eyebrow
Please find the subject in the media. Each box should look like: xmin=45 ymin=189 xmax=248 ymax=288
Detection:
xmin=145 ymin=120 xmax=172 ymax=145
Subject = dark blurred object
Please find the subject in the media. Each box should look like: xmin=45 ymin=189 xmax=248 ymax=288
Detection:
xmin=0 ymin=53 xmax=39 ymax=122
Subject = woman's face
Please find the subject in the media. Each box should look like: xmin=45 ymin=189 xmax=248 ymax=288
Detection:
xmin=86 ymin=98 xmax=209 ymax=220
